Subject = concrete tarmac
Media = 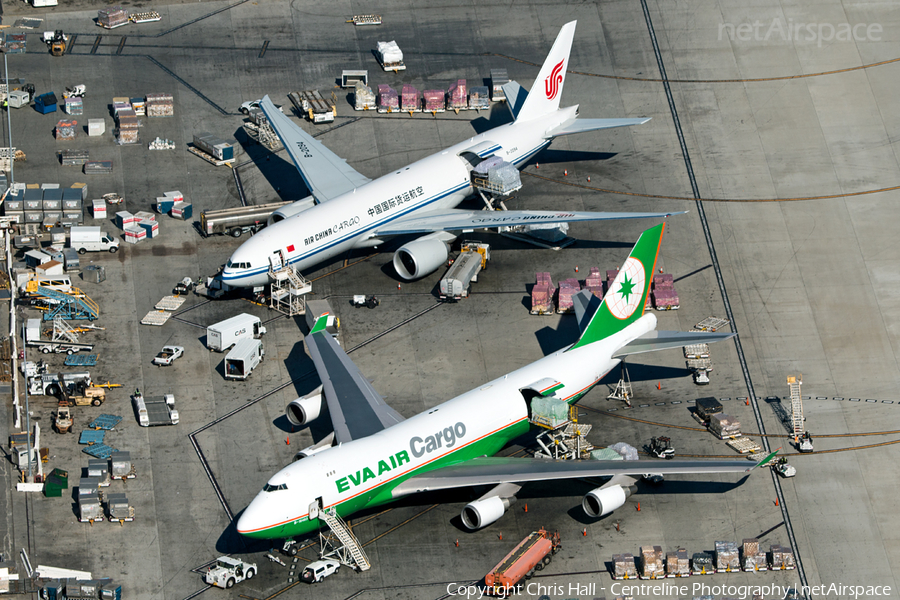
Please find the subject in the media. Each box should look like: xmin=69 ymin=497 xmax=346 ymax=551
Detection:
xmin=0 ymin=0 xmax=897 ymax=599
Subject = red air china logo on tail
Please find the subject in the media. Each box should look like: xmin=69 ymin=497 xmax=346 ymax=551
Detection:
xmin=545 ymin=59 xmax=565 ymax=100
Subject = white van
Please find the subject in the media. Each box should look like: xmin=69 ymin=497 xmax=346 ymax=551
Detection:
xmin=224 ymin=338 xmax=264 ymax=380
xmin=207 ymin=313 xmax=266 ymax=352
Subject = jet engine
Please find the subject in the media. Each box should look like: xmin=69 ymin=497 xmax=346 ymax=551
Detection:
xmin=582 ymin=484 xmax=633 ymax=518
xmin=392 ymin=232 xmax=456 ymax=280
xmin=461 ymin=495 xmax=517 ymax=530
xmin=285 ymin=385 xmax=323 ymax=426
xmin=267 ymin=197 xmax=317 ymax=226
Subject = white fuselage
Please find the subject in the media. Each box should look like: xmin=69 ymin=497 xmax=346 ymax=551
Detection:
xmin=236 ymin=312 xmax=656 ymax=538
xmin=221 ymin=109 xmax=579 ymax=288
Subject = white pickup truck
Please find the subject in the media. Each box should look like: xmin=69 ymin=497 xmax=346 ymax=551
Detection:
xmin=152 ymin=345 xmax=184 ymax=366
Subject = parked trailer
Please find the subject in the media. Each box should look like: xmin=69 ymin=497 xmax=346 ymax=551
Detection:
xmin=199 ymin=201 xmax=292 ymax=237
xmin=207 ymin=313 xmax=267 ymax=352
xmin=485 ymin=529 xmax=561 ymax=596
xmin=224 ymin=338 xmax=265 ymax=380
xmin=133 ymin=391 xmax=179 ymax=426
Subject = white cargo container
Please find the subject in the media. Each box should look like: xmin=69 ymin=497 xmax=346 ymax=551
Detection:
xmin=69 ymin=226 xmax=120 ymax=254
xmin=207 ymin=313 xmax=266 ymax=352
xmin=224 ymin=338 xmax=265 ymax=380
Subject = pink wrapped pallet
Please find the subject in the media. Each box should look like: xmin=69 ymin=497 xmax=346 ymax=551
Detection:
xmin=535 ymin=272 xmax=554 ymax=288
xmin=423 ymin=90 xmax=445 ymax=112
xmin=585 ymin=266 xmax=603 ymax=288
xmin=606 ymin=269 xmax=619 ymax=285
xmin=653 ymin=288 xmax=680 ymax=310
xmin=377 ymin=85 xmax=399 ymax=112
xmin=401 ymin=84 xmax=420 ymax=112
xmin=448 ymin=79 xmax=467 ymax=110
xmin=557 ymin=278 xmax=581 ymax=313
xmin=531 ymin=284 xmax=554 ymax=315
xmin=654 ymin=273 xmax=674 ymax=289
xmin=587 ymin=286 xmax=604 ymax=300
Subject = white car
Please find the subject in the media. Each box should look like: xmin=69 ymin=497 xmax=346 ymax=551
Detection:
xmin=152 ymin=345 xmax=184 ymax=366
xmin=301 ymin=559 xmax=340 ymax=583
xmin=240 ymin=100 xmax=283 ymax=115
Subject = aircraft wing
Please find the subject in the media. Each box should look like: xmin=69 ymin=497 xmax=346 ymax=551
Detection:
xmin=259 ymin=95 xmax=371 ymax=202
xmin=304 ymin=315 xmax=404 ymax=444
xmin=392 ymin=455 xmax=764 ymax=497
xmin=374 ymin=209 xmax=685 ymax=236
xmin=613 ymin=330 xmax=736 ymax=358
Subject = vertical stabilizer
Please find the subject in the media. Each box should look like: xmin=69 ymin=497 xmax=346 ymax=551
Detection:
xmin=513 ymin=21 xmax=577 ymax=122
xmin=568 ymin=223 xmax=665 ymax=350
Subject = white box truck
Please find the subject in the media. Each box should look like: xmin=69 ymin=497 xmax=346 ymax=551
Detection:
xmin=207 ymin=313 xmax=266 ymax=352
xmin=70 ymin=226 xmax=120 ymax=254
xmin=224 ymin=338 xmax=264 ymax=380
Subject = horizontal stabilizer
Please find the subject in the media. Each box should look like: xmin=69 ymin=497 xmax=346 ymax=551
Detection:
xmin=613 ymin=330 xmax=736 ymax=358
xmin=573 ymin=289 xmax=601 ymax=334
xmin=392 ymin=455 xmax=753 ymax=496
xmin=501 ymin=81 xmax=528 ymax=120
xmin=548 ymin=117 xmax=651 ymax=138
xmin=375 ymin=209 xmax=686 ymax=236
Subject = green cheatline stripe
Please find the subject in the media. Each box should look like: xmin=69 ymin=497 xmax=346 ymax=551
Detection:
xmin=541 ymin=383 xmax=565 ymax=396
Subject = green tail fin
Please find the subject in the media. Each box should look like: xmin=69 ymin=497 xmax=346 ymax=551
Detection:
xmin=569 ymin=222 xmax=665 ymax=351
xmin=310 ymin=312 xmax=331 ymax=334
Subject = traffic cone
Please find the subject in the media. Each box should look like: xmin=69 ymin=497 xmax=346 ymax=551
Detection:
xmin=535 ymin=163 xmax=539 ymax=169
xmin=775 ymin=498 xmax=779 ymax=506
xmin=524 ymin=503 xmax=528 ymax=513
xmin=455 ymin=539 xmax=459 ymax=547
xmin=286 ymin=437 xmax=290 ymax=445
xmin=587 ymin=176 xmax=591 ymax=182
xmin=637 ymin=502 xmax=641 ymax=511
xmin=397 ymin=283 xmax=401 ymax=291
xmin=582 ymin=528 xmax=587 ymax=536
xmin=564 ymin=169 xmax=568 ymax=176
xmin=746 ymin=399 xmax=750 ymax=406
xmin=499 ymin=533 xmax=503 ymax=540
xmin=574 ymin=266 xmax=579 ymax=273
xmin=657 ymin=382 xmax=662 ymax=390
xmin=616 ymin=522 xmax=620 ymax=532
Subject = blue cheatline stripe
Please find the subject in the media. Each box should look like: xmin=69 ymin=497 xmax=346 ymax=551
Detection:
xmin=222 ymin=180 xmax=471 ymax=281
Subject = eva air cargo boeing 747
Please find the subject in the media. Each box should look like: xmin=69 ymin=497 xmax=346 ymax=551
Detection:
xmin=237 ymin=223 xmax=776 ymax=543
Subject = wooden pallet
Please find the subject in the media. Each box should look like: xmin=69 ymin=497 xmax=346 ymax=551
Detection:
xmin=140 ymin=310 xmax=171 ymax=326
xmin=154 ymin=296 xmax=185 ymax=311
xmin=727 ymin=437 xmax=761 ymax=454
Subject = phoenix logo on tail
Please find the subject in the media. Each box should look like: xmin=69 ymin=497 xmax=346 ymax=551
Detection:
xmin=545 ymin=59 xmax=565 ymax=99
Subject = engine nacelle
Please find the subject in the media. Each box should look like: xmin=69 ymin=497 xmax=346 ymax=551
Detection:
xmin=286 ymin=385 xmax=323 ymax=426
xmin=392 ymin=233 xmax=455 ymax=280
xmin=582 ymin=484 xmax=632 ymax=518
xmin=461 ymin=495 xmax=516 ymax=530
xmin=267 ymin=197 xmax=316 ymax=226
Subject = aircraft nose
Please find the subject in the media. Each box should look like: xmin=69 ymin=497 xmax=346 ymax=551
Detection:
xmin=236 ymin=498 xmax=270 ymax=537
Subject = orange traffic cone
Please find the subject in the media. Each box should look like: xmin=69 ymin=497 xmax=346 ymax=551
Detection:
xmin=657 ymin=382 xmax=662 ymax=390
xmin=285 ymin=437 xmax=290 ymax=445
xmin=587 ymin=176 xmax=591 ymax=182
xmin=775 ymin=498 xmax=779 ymax=506
xmin=499 ymin=532 xmax=503 ymax=540
xmin=582 ymin=528 xmax=587 ymax=536
xmin=536 ymin=163 xmax=539 ymax=169
xmin=637 ymin=502 xmax=641 ymax=511
xmin=574 ymin=266 xmax=579 ymax=273
xmin=524 ymin=503 xmax=528 ymax=513
xmin=397 ymin=283 xmax=401 ymax=291
xmin=564 ymin=169 xmax=568 ymax=176
xmin=455 ymin=539 xmax=459 ymax=547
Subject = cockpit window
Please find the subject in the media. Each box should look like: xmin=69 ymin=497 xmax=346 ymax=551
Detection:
xmin=263 ymin=483 xmax=288 ymax=492
xmin=226 ymin=260 xmax=233 ymax=268
xmin=227 ymin=261 xmax=252 ymax=270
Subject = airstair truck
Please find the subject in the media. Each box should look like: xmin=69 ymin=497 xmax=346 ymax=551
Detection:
xmin=207 ymin=313 xmax=266 ymax=352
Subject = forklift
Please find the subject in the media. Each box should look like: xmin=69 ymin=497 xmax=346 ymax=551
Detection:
xmin=47 ymin=30 xmax=67 ymax=56
xmin=649 ymin=436 xmax=675 ymax=459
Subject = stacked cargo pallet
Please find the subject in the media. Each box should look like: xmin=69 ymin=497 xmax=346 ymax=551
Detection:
xmin=709 ymin=414 xmax=741 ymax=439
xmin=56 ymin=120 xmax=77 ymax=140
xmin=423 ymin=89 xmax=445 ymax=112
xmin=469 ymin=86 xmax=489 ymax=110
xmin=742 ymin=538 xmax=767 ymax=571
xmin=78 ymin=476 xmax=103 ymax=522
xmin=115 ymin=102 xmax=140 ymax=145
xmin=715 ymin=541 xmax=740 ymax=572
xmin=640 ymin=546 xmax=664 ymax=579
xmin=556 ymin=278 xmax=581 ymax=313
xmin=377 ymin=84 xmax=398 ymax=113
xmin=531 ymin=272 xmax=554 ymax=314
xmin=448 ymin=79 xmax=467 ymax=111
xmin=64 ymin=97 xmax=83 ymax=115
xmin=191 ymin=132 xmax=234 ymax=165
xmin=691 ymin=552 xmax=714 ymax=575
xmin=146 ymin=93 xmax=174 ymax=117
xmin=401 ymin=84 xmax=420 ymax=112
xmin=84 ymin=161 xmax=113 ymax=174
xmin=612 ymin=553 xmax=637 ymax=579
xmin=584 ymin=267 xmax=604 ymax=299
xmin=60 ymin=149 xmax=89 ymax=166
xmin=375 ymin=40 xmax=405 ymax=71
xmin=354 ymin=81 xmax=375 ymax=110
xmin=770 ymin=544 xmax=795 ymax=570
xmin=666 ymin=548 xmax=690 ymax=577
xmin=652 ymin=272 xmax=679 ymax=310
xmin=98 ymin=6 xmax=129 ymax=28
xmin=4 ymin=34 xmax=27 ymax=54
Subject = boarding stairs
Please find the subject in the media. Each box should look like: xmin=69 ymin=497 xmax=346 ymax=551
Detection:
xmin=319 ymin=507 xmax=371 ymax=571
xmin=268 ymin=262 xmax=311 ymax=316
xmin=787 ymin=375 xmax=804 ymax=438
xmin=26 ymin=281 xmax=99 ymax=321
